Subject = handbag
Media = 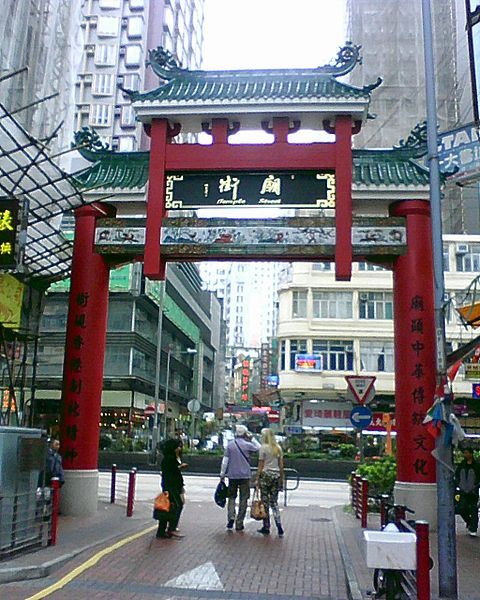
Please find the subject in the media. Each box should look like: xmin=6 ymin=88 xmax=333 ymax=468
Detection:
xmin=250 ymin=488 xmax=267 ymax=520
xmin=214 ymin=480 xmax=228 ymax=508
xmin=154 ymin=491 xmax=171 ymax=512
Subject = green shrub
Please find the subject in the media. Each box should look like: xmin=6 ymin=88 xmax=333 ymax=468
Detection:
xmin=355 ymin=456 xmax=397 ymax=496
xmin=339 ymin=443 xmax=357 ymax=458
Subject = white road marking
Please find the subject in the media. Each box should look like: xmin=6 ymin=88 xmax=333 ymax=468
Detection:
xmin=164 ymin=561 xmax=224 ymax=590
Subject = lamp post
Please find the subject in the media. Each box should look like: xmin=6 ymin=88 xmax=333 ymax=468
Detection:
xmin=163 ymin=347 xmax=197 ymax=440
xmin=422 ymin=0 xmax=458 ymax=596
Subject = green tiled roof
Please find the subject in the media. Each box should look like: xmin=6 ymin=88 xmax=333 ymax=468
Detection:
xmin=73 ymin=149 xmax=430 ymax=191
xmin=130 ymin=73 xmax=372 ymax=104
xmin=127 ymin=44 xmax=379 ymax=105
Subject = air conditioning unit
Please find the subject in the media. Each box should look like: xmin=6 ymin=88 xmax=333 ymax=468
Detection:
xmin=456 ymin=243 xmax=469 ymax=254
xmin=360 ymin=293 xmax=368 ymax=301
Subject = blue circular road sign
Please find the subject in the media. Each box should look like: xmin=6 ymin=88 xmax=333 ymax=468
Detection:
xmin=350 ymin=405 xmax=373 ymax=429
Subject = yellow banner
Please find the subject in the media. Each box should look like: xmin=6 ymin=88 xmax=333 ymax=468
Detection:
xmin=0 ymin=274 xmax=24 ymax=329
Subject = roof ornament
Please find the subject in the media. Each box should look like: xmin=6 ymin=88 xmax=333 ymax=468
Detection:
xmin=393 ymin=122 xmax=428 ymax=158
xmin=320 ymin=42 xmax=362 ymax=77
xmin=73 ymin=127 xmax=113 ymax=161
xmin=146 ymin=47 xmax=183 ymax=81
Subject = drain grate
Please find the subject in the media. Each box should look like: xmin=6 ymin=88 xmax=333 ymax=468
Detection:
xmin=310 ymin=517 xmax=332 ymax=522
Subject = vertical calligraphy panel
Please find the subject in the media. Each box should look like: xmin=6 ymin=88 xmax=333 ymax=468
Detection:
xmin=391 ymin=200 xmax=436 ymax=484
xmin=60 ymin=204 xmax=112 ymax=472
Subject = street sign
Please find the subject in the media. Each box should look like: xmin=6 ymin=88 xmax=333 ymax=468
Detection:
xmin=472 ymin=383 xmax=480 ymax=399
xmin=350 ymin=405 xmax=373 ymax=429
xmin=144 ymin=404 xmax=156 ymax=416
xmin=465 ymin=363 xmax=480 ymax=379
xmin=345 ymin=375 xmax=376 ymax=405
xmin=188 ymin=399 xmax=201 ymax=413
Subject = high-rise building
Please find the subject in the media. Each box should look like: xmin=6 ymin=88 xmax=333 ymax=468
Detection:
xmin=75 ymin=0 xmax=204 ymax=153
xmin=0 ymin=0 xmax=82 ymax=154
xmin=200 ymin=261 xmax=280 ymax=350
xmin=346 ymin=0 xmax=479 ymax=234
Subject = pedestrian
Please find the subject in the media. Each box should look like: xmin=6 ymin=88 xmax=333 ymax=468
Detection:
xmin=156 ymin=438 xmax=185 ymax=539
xmin=256 ymin=428 xmax=285 ymax=537
xmin=45 ymin=438 xmax=65 ymax=486
xmin=455 ymin=446 xmax=480 ymax=536
xmin=220 ymin=424 xmax=260 ymax=531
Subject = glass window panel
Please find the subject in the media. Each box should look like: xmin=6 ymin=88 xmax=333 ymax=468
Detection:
xmin=292 ymin=290 xmax=307 ymax=318
xmin=359 ymin=291 xmax=393 ymax=320
xmin=360 ymin=340 xmax=395 ymax=372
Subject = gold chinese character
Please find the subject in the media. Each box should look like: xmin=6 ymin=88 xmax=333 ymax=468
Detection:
xmin=260 ymin=174 xmax=281 ymax=195
xmin=218 ymin=175 xmax=240 ymax=200
xmin=0 ymin=210 xmax=14 ymax=231
xmin=0 ymin=242 xmax=12 ymax=254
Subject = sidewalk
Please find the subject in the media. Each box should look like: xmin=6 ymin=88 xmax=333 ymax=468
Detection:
xmin=1 ymin=497 xmax=478 ymax=599
xmin=334 ymin=506 xmax=480 ymax=600
xmin=0 ymin=500 xmax=152 ymax=584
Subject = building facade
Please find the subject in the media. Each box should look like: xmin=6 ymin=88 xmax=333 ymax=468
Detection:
xmin=75 ymin=0 xmax=204 ymax=153
xmin=277 ymin=239 xmax=480 ymax=436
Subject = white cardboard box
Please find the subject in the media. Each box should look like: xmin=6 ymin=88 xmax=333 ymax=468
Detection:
xmin=363 ymin=530 xmax=417 ymax=570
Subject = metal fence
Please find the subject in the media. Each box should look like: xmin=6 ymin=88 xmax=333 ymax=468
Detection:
xmin=0 ymin=487 xmax=53 ymax=560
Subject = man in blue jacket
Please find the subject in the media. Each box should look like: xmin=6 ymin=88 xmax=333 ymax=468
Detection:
xmin=220 ymin=425 xmax=260 ymax=531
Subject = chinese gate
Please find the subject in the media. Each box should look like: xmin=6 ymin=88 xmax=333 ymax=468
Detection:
xmin=61 ymin=45 xmax=438 ymax=523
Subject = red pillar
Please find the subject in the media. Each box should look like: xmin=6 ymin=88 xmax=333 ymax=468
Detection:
xmin=334 ymin=115 xmax=353 ymax=281
xmin=391 ymin=200 xmax=436 ymax=484
xmin=144 ymin=118 xmax=168 ymax=279
xmin=59 ymin=203 xmax=112 ymax=515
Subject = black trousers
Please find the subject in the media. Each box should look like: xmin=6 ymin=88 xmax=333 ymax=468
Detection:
xmin=156 ymin=490 xmax=183 ymax=535
xmin=458 ymin=492 xmax=479 ymax=533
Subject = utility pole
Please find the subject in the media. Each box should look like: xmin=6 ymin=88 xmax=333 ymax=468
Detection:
xmin=421 ymin=0 xmax=458 ymax=596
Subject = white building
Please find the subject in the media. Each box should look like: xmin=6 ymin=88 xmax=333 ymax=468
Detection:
xmin=200 ymin=261 xmax=281 ymax=350
xmin=277 ymin=238 xmax=480 ymax=432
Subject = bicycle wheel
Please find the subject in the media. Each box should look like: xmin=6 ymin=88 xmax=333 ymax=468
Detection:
xmin=385 ymin=570 xmax=403 ymax=600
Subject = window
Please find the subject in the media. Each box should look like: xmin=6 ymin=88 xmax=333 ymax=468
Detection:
xmin=312 ymin=291 xmax=352 ymax=319
xmin=280 ymin=340 xmax=286 ymax=371
xmin=127 ymin=16 xmax=144 ymax=38
xmin=118 ymin=136 xmax=135 ymax=152
xmin=125 ymin=45 xmax=142 ymax=66
xmin=290 ymin=339 xmax=307 ymax=370
xmin=312 ymin=339 xmax=354 ymax=371
xmin=312 ymin=262 xmax=331 ymax=271
xmin=359 ymin=291 xmax=393 ymax=319
xmin=292 ymin=290 xmax=307 ymax=318
xmin=456 ymin=244 xmax=480 ymax=272
xmin=129 ymin=0 xmax=144 ymax=9
xmin=97 ymin=16 xmax=119 ymax=37
xmin=99 ymin=0 xmax=121 ymax=8
xmin=104 ymin=346 xmax=131 ymax=376
xmin=94 ymin=44 xmax=116 ymax=66
xmin=357 ymin=262 xmax=387 ymax=271
xmin=89 ymin=104 xmax=112 ymax=127
xmin=443 ymin=245 xmax=450 ymax=272
xmin=92 ymin=73 xmax=114 ymax=95
xmin=107 ymin=301 xmax=133 ymax=330
xmin=360 ymin=341 xmax=394 ymax=372
xmin=122 ymin=72 xmax=140 ymax=91
xmin=120 ymin=105 xmax=136 ymax=127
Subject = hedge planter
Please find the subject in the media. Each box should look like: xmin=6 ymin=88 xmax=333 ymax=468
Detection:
xmin=98 ymin=451 xmax=355 ymax=480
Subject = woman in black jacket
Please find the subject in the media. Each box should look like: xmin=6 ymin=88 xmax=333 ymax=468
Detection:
xmin=156 ymin=438 xmax=185 ymax=539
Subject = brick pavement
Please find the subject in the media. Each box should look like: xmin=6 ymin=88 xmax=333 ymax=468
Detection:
xmin=2 ymin=500 xmax=349 ymax=600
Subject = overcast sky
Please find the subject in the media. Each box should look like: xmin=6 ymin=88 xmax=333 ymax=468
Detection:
xmin=202 ymin=0 xmax=347 ymax=70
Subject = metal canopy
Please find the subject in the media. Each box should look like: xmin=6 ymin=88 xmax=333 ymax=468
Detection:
xmin=0 ymin=104 xmax=88 ymax=282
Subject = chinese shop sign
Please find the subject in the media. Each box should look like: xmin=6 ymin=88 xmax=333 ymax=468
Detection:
xmin=0 ymin=198 xmax=18 ymax=268
xmin=240 ymin=358 xmax=251 ymax=403
xmin=165 ymin=171 xmax=336 ymax=209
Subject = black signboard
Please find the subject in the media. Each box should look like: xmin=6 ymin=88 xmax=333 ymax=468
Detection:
xmin=165 ymin=171 xmax=336 ymax=210
xmin=0 ymin=198 xmax=18 ymax=268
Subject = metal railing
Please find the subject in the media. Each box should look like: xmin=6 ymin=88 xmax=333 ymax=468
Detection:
xmin=101 ymin=465 xmax=137 ymax=517
xmin=0 ymin=486 xmax=54 ymax=560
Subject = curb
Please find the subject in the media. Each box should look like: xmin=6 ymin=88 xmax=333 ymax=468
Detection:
xmin=0 ymin=519 xmax=152 ymax=584
xmin=332 ymin=508 xmax=364 ymax=600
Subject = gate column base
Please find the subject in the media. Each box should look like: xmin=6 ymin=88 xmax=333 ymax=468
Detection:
xmin=394 ymin=481 xmax=437 ymax=530
xmin=60 ymin=470 xmax=99 ymax=517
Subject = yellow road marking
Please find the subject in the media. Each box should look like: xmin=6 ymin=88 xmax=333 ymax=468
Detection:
xmin=25 ymin=524 xmax=157 ymax=600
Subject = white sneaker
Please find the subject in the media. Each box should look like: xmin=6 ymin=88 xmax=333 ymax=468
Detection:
xmin=468 ymin=531 xmax=477 ymax=537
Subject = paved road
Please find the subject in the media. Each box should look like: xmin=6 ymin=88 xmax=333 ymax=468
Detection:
xmin=98 ymin=472 xmax=350 ymax=508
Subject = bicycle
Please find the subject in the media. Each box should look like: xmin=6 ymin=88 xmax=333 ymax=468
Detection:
xmin=370 ymin=500 xmax=418 ymax=600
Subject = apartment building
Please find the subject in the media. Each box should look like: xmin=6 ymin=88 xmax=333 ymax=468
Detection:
xmin=278 ymin=239 xmax=480 ymax=435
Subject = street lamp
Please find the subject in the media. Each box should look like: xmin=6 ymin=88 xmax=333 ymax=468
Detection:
xmin=162 ymin=346 xmax=197 ymax=441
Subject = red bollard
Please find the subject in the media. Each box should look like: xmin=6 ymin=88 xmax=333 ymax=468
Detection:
xmin=49 ymin=478 xmax=60 ymax=546
xmin=361 ymin=478 xmax=369 ymax=528
xmin=126 ymin=468 xmax=136 ymax=517
xmin=110 ymin=464 xmax=117 ymax=504
xmin=350 ymin=471 xmax=357 ymax=510
xmin=416 ymin=521 xmax=431 ymax=600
